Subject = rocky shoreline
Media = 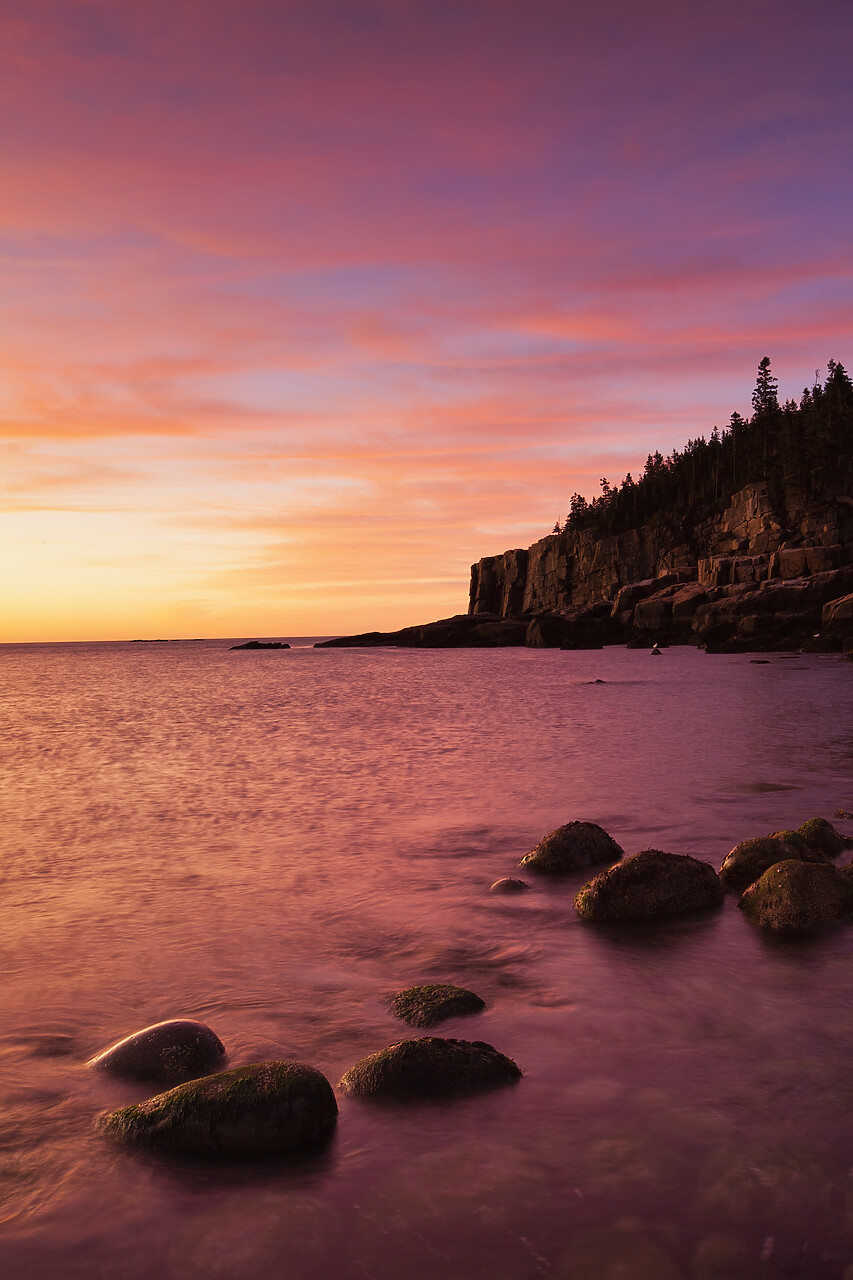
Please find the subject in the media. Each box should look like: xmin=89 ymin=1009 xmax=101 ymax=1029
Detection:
xmin=88 ymin=814 xmax=853 ymax=1161
xmin=317 ymin=481 xmax=853 ymax=653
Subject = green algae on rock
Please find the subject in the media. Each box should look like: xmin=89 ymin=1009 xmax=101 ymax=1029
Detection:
xmin=339 ymin=1037 xmax=521 ymax=1100
xmin=389 ymin=984 xmax=485 ymax=1029
xmin=797 ymin=816 xmax=853 ymax=857
xmin=719 ymin=835 xmax=833 ymax=894
xmin=574 ymin=849 xmax=724 ymax=922
xmin=96 ymin=1061 xmax=337 ymax=1158
xmin=519 ymin=821 xmax=623 ymax=875
xmin=87 ymin=1018 xmax=225 ymax=1083
xmin=738 ymin=860 xmax=853 ymax=931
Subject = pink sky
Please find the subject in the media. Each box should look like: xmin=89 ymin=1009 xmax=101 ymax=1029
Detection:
xmin=2 ymin=0 xmax=851 ymax=640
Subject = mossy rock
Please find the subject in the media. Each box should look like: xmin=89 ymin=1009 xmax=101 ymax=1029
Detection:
xmin=96 ymin=1061 xmax=337 ymax=1158
xmin=767 ymin=828 xmax=811 ymax=856
xmin=389 ymin=984 xmax=485 ymax=1028
xmin=574 ymin=849 xmax=724 ymax=922
xmin=719 ymin=836 xmax=833 ymax=894
xmin=519 ymin=821 xmax=623 ymax=875
xmin=797 ymin=816 xmax=853 ymax=857
xmin=87 ymin=1019 xmax=225 ymax=1083
xmin=738 ymin=860 xmax=853 ymax=931
xmin=489 ymin=877 xmax=530 ymax=894
xmin=339 ymin=1037 xmax=521 ymax=1100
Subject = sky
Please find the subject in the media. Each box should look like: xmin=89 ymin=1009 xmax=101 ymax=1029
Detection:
xmin=2 ymin=0 xmax=852 ymax=641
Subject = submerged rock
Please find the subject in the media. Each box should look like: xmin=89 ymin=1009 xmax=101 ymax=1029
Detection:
xmin=489 ymin=877 xmax=530 ymax=894
xmin=738 ymin=860 xmax=853 ymax=931
xmin=389 ymin=984 xmax=485 ymax=1028
xmin=574 ymin=850 xmax=724 ymax=922
xmin=797 ymin=816 xmax=853 ymax=857
xmin=96 ymin=1061 xmax=337 ymax=1158
xmin=339 ymin=1037 xmax=521 ymax=1100
xmin=519 ymin=821 xmax=623 ymax=875
xmin=719 ymin=835 xmax=833 ymax=894
xmin=87 ymin=1019 xmax=226 ymax=1082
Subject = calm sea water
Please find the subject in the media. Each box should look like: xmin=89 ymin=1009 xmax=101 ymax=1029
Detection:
xmin=2 ymin=640 xmax=853 ymax=1279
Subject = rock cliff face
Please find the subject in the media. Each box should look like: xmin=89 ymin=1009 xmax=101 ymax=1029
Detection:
xmin=469 ymin=477 xmax=853 ymax=653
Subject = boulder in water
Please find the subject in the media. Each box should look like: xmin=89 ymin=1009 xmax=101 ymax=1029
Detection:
xmin=489 ymin=877 xmax=530 ymax=894
xmin=574 ymin=849 xmax=724 ymax=922
xmin=87 ymin=1019 xmax=226 ymax=1082
xmin=389 ymin=984 xmax=485 ymax=1028
xmin=96 ymin=1061 xmax=338 ymax=1158
xmin=719 ymin=835 xmax=833 ymax=894
xmin=738 ymin=860 xmax=853 ymax=931
xmin=339 ymin=1037 xmax=521 ymax=1100
xmin=519 ymin=821 xmax=623 ymax=875
xmin=797 ymin=817 xmax=853 ymax=857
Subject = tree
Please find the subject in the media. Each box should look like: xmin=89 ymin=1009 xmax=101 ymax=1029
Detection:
xmin=752 ymin=356 xmax=779 ymax=417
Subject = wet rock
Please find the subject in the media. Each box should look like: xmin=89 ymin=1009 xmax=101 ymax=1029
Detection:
xmin=87 ymin=1019 xmax=226 ymax=1083
xmin=519 ymin=821 xmax=623 ymax=875
xmin=797 ymin=816 xmax=853 ymax=857
xmin=489 ymin=877 xmax=530 ymax=894
xmin=718 ymin=835 xmax=833 ymax=894
xmin=574 ymin=849 xmax=724 ymax=922
xmin=389 ymin=984 xmax=485 ymax=1028
xmin=738 ymin=860 xmax=853 ymax=931
xmin=767 ymin=828 xmax=811 ymax=856
xmin=338 ymin=1037 xmax=521 ymax=1100
xmin=96 ymin=1061 xmax=337 ymax=1158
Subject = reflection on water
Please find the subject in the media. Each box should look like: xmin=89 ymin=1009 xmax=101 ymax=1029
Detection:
xmin=1 ymin=641 xmax=853 ymax=1277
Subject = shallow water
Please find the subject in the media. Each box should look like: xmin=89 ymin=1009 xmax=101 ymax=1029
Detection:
xmin=2 ymin=640 xmax=853 ymax=1279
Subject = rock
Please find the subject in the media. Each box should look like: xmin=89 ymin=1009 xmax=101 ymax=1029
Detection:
xmin=738 ymin=860 xmax=853 ymax=930
xmin=96 ymin=1061 xmax=338 ymax=1158
xmin=338 ymin=1037 xmax=521 ymax=1100
xmin=797 ymin=816 xmax=853 ymax=856
xmin=229 ymin=640 xmax=291 ymax=649
xmin=718 ymin=835 xmax=833 ymax=894
xmin=519 ymin=821 xmax=623 ymax=875
xmin=489 ymin=877 xmax=530 ymax=893
xmin=767 ymin=828 xmax=811 ymax=855
xmin=315 ymin=615 xmax=527 ymax=648
xmin=525 ymin=613 xmax=574 ymax=648
xmin=87 ymin=1019 xmax=226 ymax=1082
xmin=574 ymin=850 xmax=724 ymax=922
xmin=389 ymin=984 xmax=485 ymax=1028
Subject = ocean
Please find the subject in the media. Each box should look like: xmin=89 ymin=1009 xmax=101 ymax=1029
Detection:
xmin=2 ymin=639 xmax=853 ymax=1278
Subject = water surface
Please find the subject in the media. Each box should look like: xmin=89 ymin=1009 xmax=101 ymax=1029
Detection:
xmin=2 ymin=642 xmax=853 ymax=1278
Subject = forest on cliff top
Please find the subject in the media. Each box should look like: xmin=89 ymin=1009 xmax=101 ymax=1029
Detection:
xmin=557 ymin=359 xmax=853 ymax=538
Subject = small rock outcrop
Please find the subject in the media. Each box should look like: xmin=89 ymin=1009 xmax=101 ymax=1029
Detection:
xmin=797 ymin=817 xmax=853 ymax=857
xmin=315 ymin=614 xmax=527 ymax=648
xmin=738 ymin=861 xmax=853 ymax=931
xmin=87 ymin=1019 xmax=226 ymax=1083
xmin=339 ymin=1037 xmax=521 ymax=1100
xmin=519 ymin=821 xmax=623 ymax=875
xmin=96 ymin=1061 xmax=338 ymax=1158
xmin=574 ymin=849 xmax=724 ymax=921
xmin=719 ymin=835 xmax=833 ymax=894
xmin=230 ymin=640 xmax=291 ymax=649
xmin=389 ymin=984 xmax=485 ymax=1028
xmin=489 ymin=877 xmax=530 ymax=894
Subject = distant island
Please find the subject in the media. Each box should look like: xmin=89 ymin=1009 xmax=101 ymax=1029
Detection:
xmin=230 ymin=640 xmax=291 ymax=650
xmin=317 ymin=359 xmax=853 ymax=654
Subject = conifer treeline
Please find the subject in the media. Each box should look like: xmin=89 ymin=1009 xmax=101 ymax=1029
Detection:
xmin=553 ymin=359 xmax=853 ymax=538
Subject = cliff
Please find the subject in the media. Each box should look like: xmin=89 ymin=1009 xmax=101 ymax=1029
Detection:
xmin=468 ymin=474 xmax=853 ymax=653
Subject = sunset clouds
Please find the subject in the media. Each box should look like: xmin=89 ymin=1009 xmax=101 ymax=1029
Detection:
xmin=2 ymin=0 xmax=852 ymax=639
